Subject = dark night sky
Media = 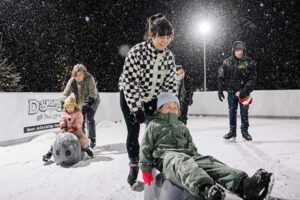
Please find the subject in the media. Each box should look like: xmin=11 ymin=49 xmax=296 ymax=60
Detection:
xmin=0 ymin=0 xmax=299 ymax=92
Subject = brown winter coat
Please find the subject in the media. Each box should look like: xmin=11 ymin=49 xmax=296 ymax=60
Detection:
xmin=63 ymin=73 xmax=100 ymax=112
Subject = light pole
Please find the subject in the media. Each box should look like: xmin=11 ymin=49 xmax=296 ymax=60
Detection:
xmin=198 ymin=21 xmax=211 ymax=91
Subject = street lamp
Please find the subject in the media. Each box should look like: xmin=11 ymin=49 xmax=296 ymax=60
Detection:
xmin=198 ymin=21 xmax=211 ymax=91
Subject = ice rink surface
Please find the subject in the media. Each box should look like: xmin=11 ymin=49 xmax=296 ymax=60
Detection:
xmin=1 ymin=116 xmax=299 ymax=200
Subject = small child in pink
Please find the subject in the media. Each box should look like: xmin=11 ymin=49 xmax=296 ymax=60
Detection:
xmin=43 ymin=96 xmax=93 ymax=162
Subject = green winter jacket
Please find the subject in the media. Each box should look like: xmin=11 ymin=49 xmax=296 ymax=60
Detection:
xmin=139 ymin=113 xmax=198 ymax=172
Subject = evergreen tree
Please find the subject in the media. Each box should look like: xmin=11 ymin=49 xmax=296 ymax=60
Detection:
xmin=0 ymin=37 xmax=23 ymax=92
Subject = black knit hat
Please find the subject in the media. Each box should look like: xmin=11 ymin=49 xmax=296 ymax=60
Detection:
xmin=175 ymin=65 xmax=184 ymax=70
xmin=232 ymin=41 xmax=246 ymax=52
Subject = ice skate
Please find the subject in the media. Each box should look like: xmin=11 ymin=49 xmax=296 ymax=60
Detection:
xmin=127 ymin=157 xmax=139 ymax=187
xmin=242 ymin=132 xmax=252 ymax=141
xmin=83 ymin=147 xmax=94 ymax=158
xmin=223 ymin=131 xmax=237 ymax=142
xmin=90 ymin=137 xmax=96 ymax=149
xmin=243 ymin=169 xmax=274 ymax=200
xmin=131 ymin=180 xmax=144 ymax=192
xmin=42 ymin=150 xmax=53 ymax=162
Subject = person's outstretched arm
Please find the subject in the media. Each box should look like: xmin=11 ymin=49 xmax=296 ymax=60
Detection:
xmin=139 ymin=124 xmax=155 ymax=172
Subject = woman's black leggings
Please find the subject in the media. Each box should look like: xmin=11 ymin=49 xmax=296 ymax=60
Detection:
xmin=120 ymin=90 xmax=157 ymax=159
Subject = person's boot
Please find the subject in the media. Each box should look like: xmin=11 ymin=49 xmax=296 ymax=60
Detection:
xmin=83 ymin=147 xmax=94 ymax=158
xmin=242 ymin=169 xmax=274 ymax=200
xmin=42 ymin=148 xmax=53 ymax=162
xmin=90 ymin=137 xmax=96 ymax=149
xmin=242 ymin=131 xmax=252 ymax=141
xmin=223 ymin=130 xmax=236 ymax=142
xmin=199 ymin=184 xmax=225 ymax=200
xmin=127 ymin=157 xmax=139 ymax=186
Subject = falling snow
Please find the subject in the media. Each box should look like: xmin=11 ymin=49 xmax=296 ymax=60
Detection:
xmin=0 ymin=1 xmax=298 ymax=92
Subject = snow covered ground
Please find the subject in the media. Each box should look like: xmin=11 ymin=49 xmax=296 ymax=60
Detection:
xmin=0 ymin=116 xmax=299 ymax=200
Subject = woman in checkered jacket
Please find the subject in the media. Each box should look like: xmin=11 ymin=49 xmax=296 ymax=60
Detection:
xmin=118 ymin=13 xmax=178 ymax=189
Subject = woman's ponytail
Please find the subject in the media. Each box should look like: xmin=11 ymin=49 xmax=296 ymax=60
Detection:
xmin=144 ymin=13 xmax=171 ymax=40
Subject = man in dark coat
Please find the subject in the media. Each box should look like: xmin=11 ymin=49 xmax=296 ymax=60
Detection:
xmin=218 ymin=41 xmax=257 ymax=141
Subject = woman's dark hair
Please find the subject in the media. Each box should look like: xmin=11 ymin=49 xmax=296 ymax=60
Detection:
xmin=144 ymin=13 xmax=174 ymax=40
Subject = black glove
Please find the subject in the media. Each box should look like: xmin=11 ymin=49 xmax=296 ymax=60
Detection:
xmin=134 ymin=109 xmax=146 ymax=124
xmin=239 ymin=90 xmax=247 ymax=98
xmin=60 ymin=99 xmax=65 ymax=110
xmin=218 ymin=91 xmax=225 ymax=102
xmin=82 ymin=97 xmax=94 ymax=113
xmin=188 ymin=99 xmax=193 ymax=106
xmin=85 ymin=96 xmax=95 ymax=105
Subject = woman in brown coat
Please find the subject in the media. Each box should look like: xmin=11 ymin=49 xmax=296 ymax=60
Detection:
xmin=62 ymin=64 xmax=100 ymax=148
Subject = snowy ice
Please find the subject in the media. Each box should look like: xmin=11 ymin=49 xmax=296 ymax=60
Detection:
xmin=0 ymin=116 xmax=299 ymax=200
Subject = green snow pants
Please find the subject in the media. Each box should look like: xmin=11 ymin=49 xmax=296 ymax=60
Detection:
xmin=162 ymin=152 xmax=248 ymax=197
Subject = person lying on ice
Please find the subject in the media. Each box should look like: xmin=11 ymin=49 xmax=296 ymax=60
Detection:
xmin=43 ymin=96 xmax=94 ymax=162
xmin=139 ymin=92 xmax=274 ymax=200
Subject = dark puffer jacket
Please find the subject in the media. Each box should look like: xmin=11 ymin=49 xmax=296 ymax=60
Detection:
xmin=218 ymin=41 xmax=257 ymax=96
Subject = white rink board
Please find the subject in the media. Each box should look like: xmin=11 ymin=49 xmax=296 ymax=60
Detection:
xmin=189 ymin=90 xmax=300 ymax=117
xmin=0 ymin=92 xmax=122 ymax=145
xmin=1 ymin=90 xmax=299 ymax=145
xmin=0 ymin=93 xmax=62 ymax=145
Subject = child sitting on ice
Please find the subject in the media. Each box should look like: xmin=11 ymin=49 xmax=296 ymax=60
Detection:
xmin=139 ymin=92 xmax=274 ymax=200
xmin=43 ymin=96 xmax=93 ymax=162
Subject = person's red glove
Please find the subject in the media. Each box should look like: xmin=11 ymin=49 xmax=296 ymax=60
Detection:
xmin=239 ymin=96 xmax=253 ymax=107
xmin=142 ymin=171 xmax=153 ymax=186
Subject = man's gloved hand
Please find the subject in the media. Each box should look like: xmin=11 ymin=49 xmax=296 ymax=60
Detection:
xmin=218 ymin=91 xmax=225 ymax=102
xmin=82 ymin=97 xmax=94 ymax=113
xmin=134 ymin=109 xmax=146 ymax=124
xmin=142 ymin=171 xmax=153 ymax=186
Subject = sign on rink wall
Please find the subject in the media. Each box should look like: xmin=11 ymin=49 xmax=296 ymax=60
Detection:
xmin=0 ymin=93 xmax=63 ymax=145
xmin=0 ymin=92 xmax=122 ymax=146
xmin=25 ymin=98 xmax=62 ymax=133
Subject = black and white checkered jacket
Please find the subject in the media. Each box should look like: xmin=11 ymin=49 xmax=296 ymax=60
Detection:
xmin=119 ymin=40 xmax=177 ymax=113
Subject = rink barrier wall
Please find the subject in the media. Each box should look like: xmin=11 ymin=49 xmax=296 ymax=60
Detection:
xmin=0 ymin=90 xmax=299 ymax=146
xmin=189 ymin=90 xmax=300 ymax=118
xmin=0 ymin=92 xmax=122 ymax=146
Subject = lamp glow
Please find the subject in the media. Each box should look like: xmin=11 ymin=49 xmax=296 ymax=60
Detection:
xmin=198 ymin=21 xmax=211 ymax=34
